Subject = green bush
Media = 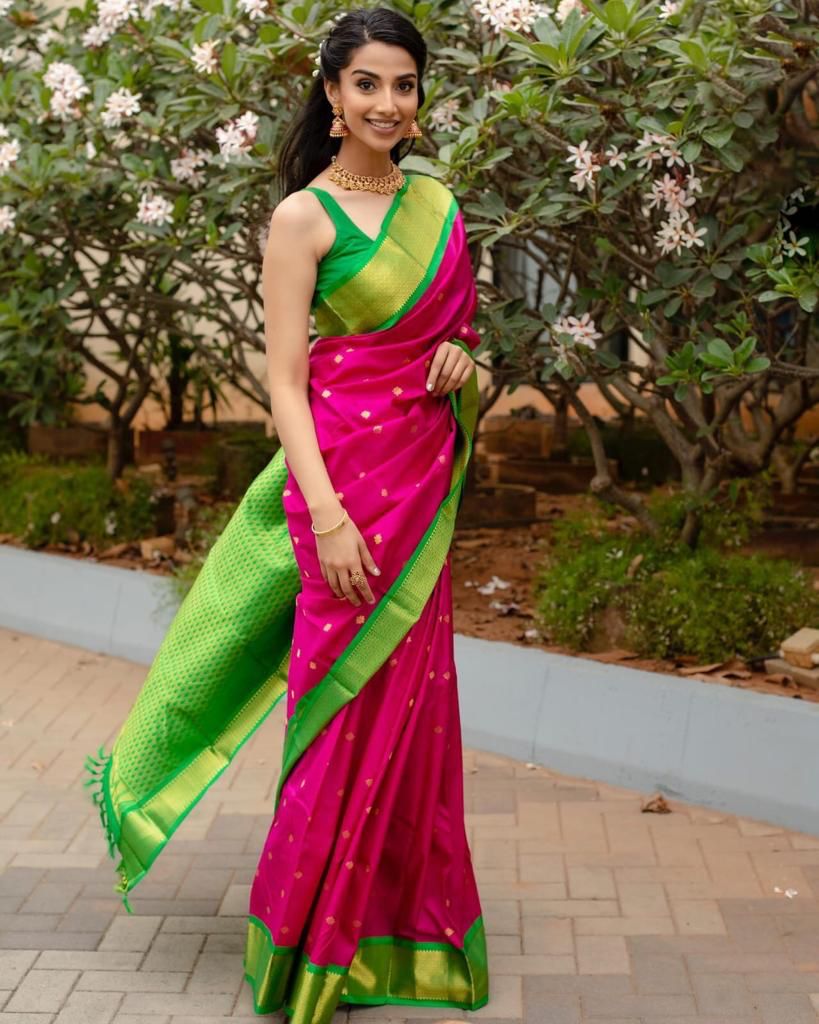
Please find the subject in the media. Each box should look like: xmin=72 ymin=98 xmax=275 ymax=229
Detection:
xmin=0 ymin=453 xmax=155 ymax=548
xmin=534 ymin=497 xmax=818 ymax=662
xmin=168 ymin=501 xmax=238 ymax=605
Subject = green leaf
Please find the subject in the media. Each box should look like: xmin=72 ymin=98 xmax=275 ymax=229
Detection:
xmin=664 ymin=295 xmax=683 ymax=317
xmin=681 ymin=139 xmax=701 ymax=164
xmin=221 ymin=41 xmax=236 ymax=80
xmin=692 ymin=276 xmax=716 ymax=299
xmin=732 ymin=110 xmax=754 ymax=129
xmin=603 ymin=0 xmax=629 ymax=33
xmin=745 ymin=357 xmax=771 ymax=372
xmin=594 ymin=349 xmax=621 ymax=368
xmin=711 ymin=262 xmax=732 ymax=280
xmin=679 ymin=40 xmax=707 ymax=71
xmin=701 ymin=124 xmax=734 ymax=149
xmin=154 ymin=35 xmax=191 ymax=60
xmin=707 ymin=337 xmax=734 ymax=362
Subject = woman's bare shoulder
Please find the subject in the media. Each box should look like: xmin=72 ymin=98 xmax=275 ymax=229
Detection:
xmin=268 ymin=190 xmax=321 ymax=237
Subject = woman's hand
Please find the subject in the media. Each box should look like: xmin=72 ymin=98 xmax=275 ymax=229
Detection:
xmin=315 ymin=513 xmax=380 ymax=607
xmin=426 ymin=339 xmax=476 ymax=396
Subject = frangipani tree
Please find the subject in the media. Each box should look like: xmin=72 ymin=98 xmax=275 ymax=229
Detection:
xmin=1 ymin=0 xmax=817 ymax=532
xmin=416 ymin=0 xmax=819 ymax=543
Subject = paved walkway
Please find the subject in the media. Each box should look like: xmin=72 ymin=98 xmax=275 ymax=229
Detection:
xmin=1 ymin=628 xmax=818 ymax=1024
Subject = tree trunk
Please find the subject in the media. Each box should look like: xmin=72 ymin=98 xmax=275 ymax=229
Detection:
xmin=106 ymin=419 xmax=132 ymax=479
xmin=551 ymin=393 xmax=569 ymax=456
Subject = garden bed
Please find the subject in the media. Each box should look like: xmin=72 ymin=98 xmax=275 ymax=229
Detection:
xmin=3 ymin=487 xmax=818 ymax=706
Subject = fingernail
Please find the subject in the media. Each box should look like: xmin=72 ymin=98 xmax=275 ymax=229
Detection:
xmin=374 ymin=567 xmax=381 ymax=576
xmin=426 ymin=382 xmax=433 ymax=391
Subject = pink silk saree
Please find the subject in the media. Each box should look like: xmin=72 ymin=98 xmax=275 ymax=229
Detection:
xmin=83 ymin=172 xmax=488 ymax=1020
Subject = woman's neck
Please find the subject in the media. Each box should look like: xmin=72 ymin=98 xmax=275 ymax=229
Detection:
xmin=333 ymin=140 xmax=393 ymax=178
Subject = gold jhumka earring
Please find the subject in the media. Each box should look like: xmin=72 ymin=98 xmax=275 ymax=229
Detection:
xmin=403 ymin=118 xmax=423 ymax=139
xmin=329 ymin=103 xmax=350 ymax=138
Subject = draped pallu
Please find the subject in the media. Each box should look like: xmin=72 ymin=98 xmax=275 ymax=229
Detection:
xmin=84 ymin=172 xmax=489 ymax=1021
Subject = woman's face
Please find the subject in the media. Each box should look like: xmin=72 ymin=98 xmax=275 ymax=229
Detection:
xmin=325 ymin=41 xmax=419 ymax=151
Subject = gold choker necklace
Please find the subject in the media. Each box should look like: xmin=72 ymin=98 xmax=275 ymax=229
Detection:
xmin=328 ymin=155 xmax=405 ymax=195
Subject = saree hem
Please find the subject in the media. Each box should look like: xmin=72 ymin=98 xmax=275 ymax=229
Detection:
xmin=244 ymin=913 xmax=489 ymax=1019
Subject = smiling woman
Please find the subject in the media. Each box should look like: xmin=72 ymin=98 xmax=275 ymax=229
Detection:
xmin=83 ymin=7 xmax=489 ymax=1023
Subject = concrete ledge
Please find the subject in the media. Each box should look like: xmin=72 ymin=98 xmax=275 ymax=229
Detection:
xmin=2 ymin=545 xmax=818 ymax=835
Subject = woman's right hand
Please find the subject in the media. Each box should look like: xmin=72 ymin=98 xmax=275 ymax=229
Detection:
xmin=314 ymin=512 xmax=380 ymax=607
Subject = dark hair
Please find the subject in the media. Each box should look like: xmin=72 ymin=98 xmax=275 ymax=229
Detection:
xmin=277 ymin=7 xmax=427 ymax=199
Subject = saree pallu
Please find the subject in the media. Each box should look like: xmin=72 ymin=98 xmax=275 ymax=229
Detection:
xmin=83 ymin=172 xmax=489 ymax=1020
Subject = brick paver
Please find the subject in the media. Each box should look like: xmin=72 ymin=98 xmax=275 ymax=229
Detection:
xmin=1 ymin=628 xmax=819 ymax=1023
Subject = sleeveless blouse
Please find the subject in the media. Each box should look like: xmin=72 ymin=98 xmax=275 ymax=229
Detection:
xmin=304 ymin=175 xmax=412 ymax=311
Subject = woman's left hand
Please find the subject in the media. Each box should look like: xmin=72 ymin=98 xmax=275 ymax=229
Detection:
xmin=426 ymin=340 xmax=476 ymax=396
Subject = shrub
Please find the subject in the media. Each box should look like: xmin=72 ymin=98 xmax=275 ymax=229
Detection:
xmin=0 ymin=453 xmax=155 ymax=548
xmin=534 ymin=494 xmax=818 ymax=662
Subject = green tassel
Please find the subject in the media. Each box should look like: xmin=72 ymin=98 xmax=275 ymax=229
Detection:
xmin=81 ymin=745 xmax=118 ymax=865
xmin=116 ymin=867 xmax=134 ymax=914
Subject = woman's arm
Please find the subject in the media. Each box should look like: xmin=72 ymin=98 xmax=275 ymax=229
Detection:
xmin=261 ymin=196 xmax=342 ymax=532
xmin=261 ymin=195 xmax=380 ymax=607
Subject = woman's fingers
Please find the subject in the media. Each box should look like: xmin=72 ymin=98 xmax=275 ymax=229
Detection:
xmin=427 ymin=343 xmax=461 ymax=394
xmin=436 ymin=350 xmax=474 ymax=395
xmin=336 ymin=567 xmax=363 ymax=607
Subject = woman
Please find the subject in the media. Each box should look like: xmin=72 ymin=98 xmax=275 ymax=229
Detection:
xmin=83 ymin=7 xmax=488 ymax=1020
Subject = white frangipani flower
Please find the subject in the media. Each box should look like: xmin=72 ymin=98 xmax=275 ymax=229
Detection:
xmin=82 ymin=24 xmax=113 ymax=47
xmin=570 ymin=163 xmax=599 ymax=192
xmin=170 ymin=147 xmax=209 ymax=187
xmin=680 ymin=219 xmax=707 ymax=249
xmin=237 ymin=0 xmax=267 ymax=18
xmin=85 ymin=139 xmax=97 ymax=159
xmin=97 ymin=0 xmax=139 ymax=34
xmin=0 ymin=204 xmax=16 ymax=233
xmin=36 ymin=28 xmax=59 ymax=52
xmin=654 ymin=210 xmax=706 ymax=255
xmin=658 ymin=0 xmax=680 ymax=18
xmin=554 ymin=312 xmax=602 ymax=348
xmin=101 ymin=87 xmax=141 ymax=128
xmin=136 ymin=190 xmax=174 ymax=226
xmin=0 ymin=135 xmax=20 ymax=172
xmin=0 ymin=46 xmax=15 ymax=63
xmin=605 ymin=145 xmax=626 ymax=170
xmin=43 ymin=61 xmax=90 ymax=120
xmin=191 ymin=40 xmax=219 ymax=74
xmin=566 ymin=139 xmax=594 ymax=169
xmin=473 ymin=0 xmax=548 ymax=34
xmin=429 ymin=97 xmax=460 ymax=133
xmin=0 ymin=0 xmax=13 ymax=15
xmin=782 ymin=231 xmax=809 ymax=258
xmin=235 ymin=110 xmax=259 ymax=136
xmin=216 ymin=111 xmax=258 ymax=160
xmin=566 ymin=139 xmax=600 ymax=192
xmin=555 ymin=0 xmax=587 ymax=19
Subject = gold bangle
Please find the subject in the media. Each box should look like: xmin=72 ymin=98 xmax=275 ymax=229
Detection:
xmin=311 ymin=508 xmax=348 ymax=536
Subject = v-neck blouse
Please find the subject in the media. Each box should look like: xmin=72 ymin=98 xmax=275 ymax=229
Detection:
xmin=304 ymin=174 xmax=412 ymax=310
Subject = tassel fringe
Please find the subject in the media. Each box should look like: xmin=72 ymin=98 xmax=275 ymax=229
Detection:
xmin=82 ymin=743 xmax=133 ymax=914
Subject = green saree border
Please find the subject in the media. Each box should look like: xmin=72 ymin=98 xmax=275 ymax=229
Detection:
xmin=83 ymin=445 xmax=300 ymax=907
xmin=243 ymin=912 xmax=489 ymax=1019
xmin=275 ymin=365 xmax=479 ymax=807
xmin=314 ymin=174 xmax=457 ymax=337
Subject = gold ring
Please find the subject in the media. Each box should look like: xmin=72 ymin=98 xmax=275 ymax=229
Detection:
xmin=350 ymin=571 xmax=366 ymax=587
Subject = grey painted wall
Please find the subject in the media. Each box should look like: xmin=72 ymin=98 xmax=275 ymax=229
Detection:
xmin=2 ymin=545 xmax=818 ymax=836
